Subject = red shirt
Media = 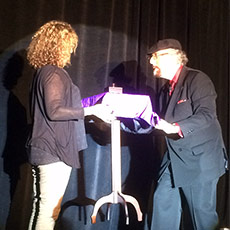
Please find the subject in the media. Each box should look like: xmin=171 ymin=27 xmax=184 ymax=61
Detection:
xmin=169 ymin=65 xmax=183 ymax=96
xmin=169 ymin=65 xmax=183 ymax=137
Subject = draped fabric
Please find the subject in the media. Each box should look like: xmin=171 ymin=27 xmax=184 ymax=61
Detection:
xmin=0 ymin=0 xmax=229 ymax=229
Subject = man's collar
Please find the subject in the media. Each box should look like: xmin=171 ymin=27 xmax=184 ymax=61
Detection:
xmin=170 ymin=65 xmax=183 ymax=85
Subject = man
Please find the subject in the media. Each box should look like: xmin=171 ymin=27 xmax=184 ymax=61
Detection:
xmin=147 ymin=39 xmax=228 ymax=230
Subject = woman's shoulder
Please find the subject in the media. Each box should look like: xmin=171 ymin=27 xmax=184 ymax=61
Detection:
xmin=38 ymin=65 xmax=70 ymax=80
xmin=39 ymin=65 xmax=65 ymax=74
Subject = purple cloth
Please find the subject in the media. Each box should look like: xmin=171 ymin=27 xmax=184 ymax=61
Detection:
xmin=82 ymin=92 xmax=159 ymax=126
xmin=81 ymin=92 xmax=106 ymax=107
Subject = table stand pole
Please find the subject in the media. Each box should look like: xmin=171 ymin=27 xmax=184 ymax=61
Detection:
xmin=91 ymin=119 xmax=143 ymax=224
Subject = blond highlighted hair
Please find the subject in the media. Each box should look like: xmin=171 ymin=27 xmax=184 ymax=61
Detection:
xmin=27 ymin=20 xmax=78 ymax=69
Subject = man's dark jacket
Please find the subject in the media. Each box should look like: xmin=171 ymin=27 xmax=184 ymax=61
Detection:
xmin=158 ymin=66 xmax=228 ymax=187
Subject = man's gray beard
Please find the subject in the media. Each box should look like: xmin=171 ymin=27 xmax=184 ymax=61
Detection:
xmin=153 ymin=67 xmax=161 ymax=77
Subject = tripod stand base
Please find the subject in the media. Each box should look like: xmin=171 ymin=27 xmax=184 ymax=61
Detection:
xmin=91 ymin=191 xmax=142 ymax=225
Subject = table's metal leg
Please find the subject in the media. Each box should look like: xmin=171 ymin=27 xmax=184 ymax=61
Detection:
xmin=91 ymin=192 xmax=114 ymax=223
xmin=117 ymin=192 xmax=129 ymax=225
xmin=120 ymin=193 xmax=143 ymax=222
xmin=106 ymin=203 xmax=112 ymax=221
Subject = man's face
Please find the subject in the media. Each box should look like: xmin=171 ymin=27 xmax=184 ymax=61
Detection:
xmin=149 ymin=48 xmax=179 ymax=80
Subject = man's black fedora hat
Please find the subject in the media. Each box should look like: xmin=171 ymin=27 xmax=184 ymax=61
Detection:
xmin=147 ymin=38 xmax=182 ymax=55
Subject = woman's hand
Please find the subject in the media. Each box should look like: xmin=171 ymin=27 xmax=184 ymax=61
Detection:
xmin=84 ymin=104 xmax=115 ymax=123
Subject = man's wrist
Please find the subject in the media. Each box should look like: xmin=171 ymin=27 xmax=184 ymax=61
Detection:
xmin=173 ymin=123 xmax=183 ymax=137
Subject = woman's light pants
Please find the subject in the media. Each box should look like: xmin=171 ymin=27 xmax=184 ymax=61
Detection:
xmin=28 ymin=162 xmax=72 ymax=230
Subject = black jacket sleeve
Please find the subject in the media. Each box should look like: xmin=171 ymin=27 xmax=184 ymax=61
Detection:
xmin=43 ymin=72 xmax=84 ymax=121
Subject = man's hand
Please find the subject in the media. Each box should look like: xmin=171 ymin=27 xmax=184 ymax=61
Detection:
xmin=155 ymin=119 xmax=180 ymax=134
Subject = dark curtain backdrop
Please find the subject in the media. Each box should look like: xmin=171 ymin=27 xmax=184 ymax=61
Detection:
xmin=0 ymin=0 xmax=229 ymax=230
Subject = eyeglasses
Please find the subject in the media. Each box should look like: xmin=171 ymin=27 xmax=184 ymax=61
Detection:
xmin=148 ymin=51 xmax=179 ymax=62
xmin=147 ymin=52 xmax=169 ymax=61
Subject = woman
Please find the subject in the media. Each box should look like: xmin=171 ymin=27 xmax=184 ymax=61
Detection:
xmin=26 ymin=20 xmax=108 ymax=230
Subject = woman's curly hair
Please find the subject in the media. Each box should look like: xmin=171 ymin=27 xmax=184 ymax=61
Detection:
xmin=27 ymin=20 xmax=78 ymax=69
